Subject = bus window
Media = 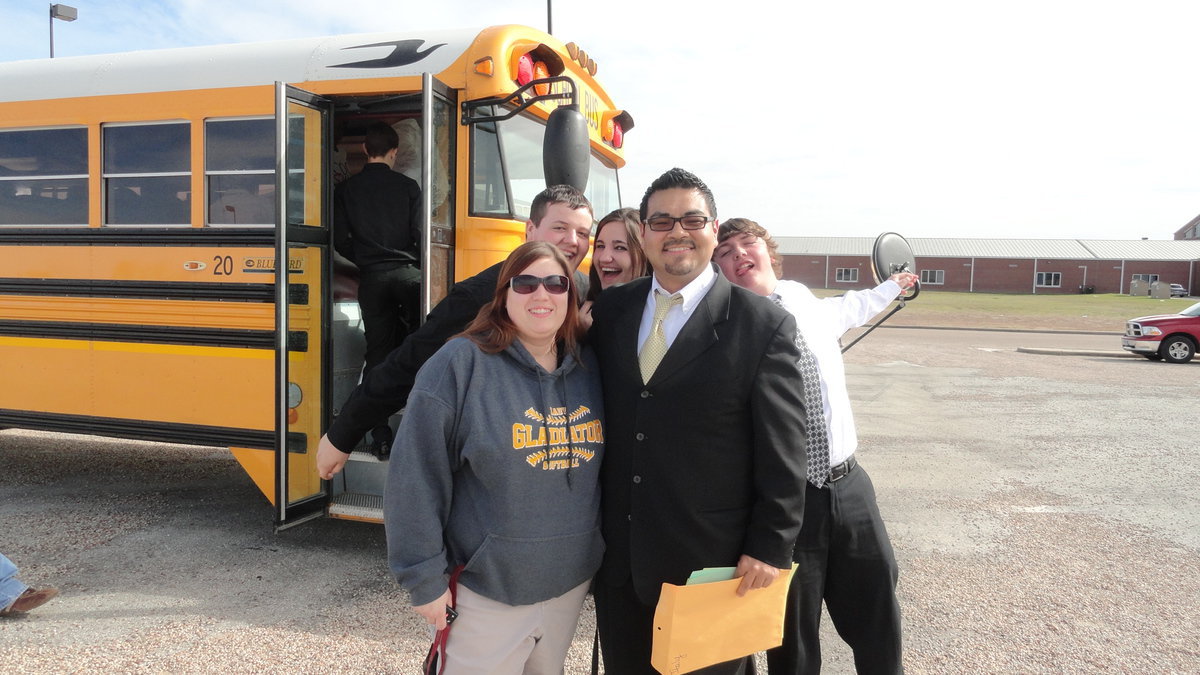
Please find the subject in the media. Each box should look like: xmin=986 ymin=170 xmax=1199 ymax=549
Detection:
xmin=470 ymin=110 xmax=510 ymax=218
xmin=206 ymin=118 xmax=274 ymax=227
xmin=496 ymin=112 xmax=546 ymax=220
xmin=285 ymin=107 xmax=324 ymax=228
xmin=584 ymin=153 xmax=620 ymax=221
xmin=469 ymin=109 xmax=621 ymax=222
xmin=103 ymin=122 xmax=191 ymax=226
xmin=0 ymin=127 xmax=88 ymax=227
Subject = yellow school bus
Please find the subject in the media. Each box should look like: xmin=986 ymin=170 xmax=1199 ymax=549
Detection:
xmin=0 ymin=25 xmax=632 ymax=527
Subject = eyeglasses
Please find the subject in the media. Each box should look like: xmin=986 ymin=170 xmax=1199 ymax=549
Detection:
xmin=510 ymin=274 xmax=570 ymax=295
xmin=645 ymin=215 xmax=713 ymax=232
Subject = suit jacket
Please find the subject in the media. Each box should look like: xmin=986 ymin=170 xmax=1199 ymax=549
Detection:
xmin=590 ymin=269 xmax=808 ymax=604
xmin=333 ymin=163 xmax=422 ymax=270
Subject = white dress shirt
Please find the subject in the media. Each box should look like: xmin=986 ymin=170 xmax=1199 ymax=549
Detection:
xmin=637 ymin=263 xmax=719 ymax=353
xmin=771 ymin=279 xmax=901 ymax=465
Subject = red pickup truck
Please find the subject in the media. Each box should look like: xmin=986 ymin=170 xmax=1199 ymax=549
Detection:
xmin=1122 ymin=301 xmax=1200 ymax=363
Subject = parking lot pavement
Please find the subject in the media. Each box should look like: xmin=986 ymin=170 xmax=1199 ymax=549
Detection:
xmin=2 ymin=326 xmax=1197 ymax=673
xmin=843 ymin=326 xmax=1199 ymax=673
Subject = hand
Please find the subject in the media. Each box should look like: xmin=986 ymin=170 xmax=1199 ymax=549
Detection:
xmin=734 ymin=554 xmax=781 ymax=597
xmin=889 ymin=272 xmax=918 ymax=292
xmin=578 ymin=300 xmax=594 ymax=331
xmin=316 ymin=434 xmax=351 ymax=480
xmin=413 ymin=589 xmax=453 ymax=630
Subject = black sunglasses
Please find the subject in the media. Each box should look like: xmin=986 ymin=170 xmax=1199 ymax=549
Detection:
xmin=510 ymin=274 xmax=570 ymax=295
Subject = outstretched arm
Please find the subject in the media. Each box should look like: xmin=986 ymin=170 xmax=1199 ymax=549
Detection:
xmin=319 ymin=265 xmax=498 ymax=477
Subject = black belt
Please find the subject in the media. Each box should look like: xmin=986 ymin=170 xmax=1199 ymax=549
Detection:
xmin=827 ymin=455 xmax=858 ymax=483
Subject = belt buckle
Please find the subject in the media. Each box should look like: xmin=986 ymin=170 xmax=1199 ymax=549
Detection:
xmin=827 ymin=456 xmax=854 ymax=483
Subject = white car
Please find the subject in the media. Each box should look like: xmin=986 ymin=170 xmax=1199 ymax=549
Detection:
xmin=1170 ymin=284 xmax=1188 ymax=297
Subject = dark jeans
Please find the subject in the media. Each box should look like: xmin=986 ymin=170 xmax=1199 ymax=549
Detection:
xmin=766 ymin=464 xmax=903 ymax=675
xmin=357 ymin=264 xmax=420 ymax=441
xmin=593 ymin=577 xmax=753 ymax=675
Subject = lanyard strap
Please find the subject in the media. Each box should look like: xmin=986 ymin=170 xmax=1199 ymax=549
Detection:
xmin=422 ymin=566 xmax=465 ymax=675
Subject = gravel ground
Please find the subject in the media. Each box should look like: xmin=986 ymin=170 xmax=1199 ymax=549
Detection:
xmin=2 ymin=324 xmax=1198 ymax=673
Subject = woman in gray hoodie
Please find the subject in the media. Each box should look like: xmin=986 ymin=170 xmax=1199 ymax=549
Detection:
xmin=384 ymin=241 xmax=604 ymax=674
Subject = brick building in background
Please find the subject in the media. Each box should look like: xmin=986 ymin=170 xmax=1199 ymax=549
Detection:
xmin=776 ymin=238 xmax=1200 ymax=296
xmin=1175 ymin=215 xmax=1200 ymax=240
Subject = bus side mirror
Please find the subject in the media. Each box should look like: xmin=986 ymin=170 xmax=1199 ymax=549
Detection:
xmin=543 ymin=105 xmax=589 ymax=191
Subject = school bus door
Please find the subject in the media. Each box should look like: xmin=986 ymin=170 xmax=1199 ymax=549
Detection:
xmin=273 ymin=83 xmax=332 ymax=529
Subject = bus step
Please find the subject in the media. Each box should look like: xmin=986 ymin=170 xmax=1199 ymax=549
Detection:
xmin=328 ymin=492 xmax=384 ymax=523
xmin=347 ymin=447 xmax=388 ymax=463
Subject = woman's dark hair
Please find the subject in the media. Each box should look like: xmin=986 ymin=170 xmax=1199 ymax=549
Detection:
xmin=459 ymin=241 xmax=583 ymax=359
xmin=587 ymin=207 xmax=649 ymax=301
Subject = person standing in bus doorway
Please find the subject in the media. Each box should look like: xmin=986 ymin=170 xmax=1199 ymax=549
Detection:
xmin=1 ymin=553 xmax=58 ymax=617
xmin=333 ymin=121 xmax=423 ymax=457
xmin=316 ymin=184 xmax=593 ymax=478
xmin=713 ymin=218 xmax=915 ymax=675
xmin=588 ymin=168 xmax=809 ymax=674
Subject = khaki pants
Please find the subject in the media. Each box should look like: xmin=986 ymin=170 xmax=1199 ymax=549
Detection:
xmin=442 ymin=579 xmax=590 ymax=675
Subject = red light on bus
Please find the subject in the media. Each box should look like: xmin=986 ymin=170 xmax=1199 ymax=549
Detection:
xmin=516 ymin=52 xmax=551 ymax=96
xmin=517 ymin=53 xmax=534 ymax=86
xmin=601 ymin=112 xmax=627 ymax=149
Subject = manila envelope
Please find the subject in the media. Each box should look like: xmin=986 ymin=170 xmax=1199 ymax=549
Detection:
xmin=651 ymin=564 xmax=797 ymax=675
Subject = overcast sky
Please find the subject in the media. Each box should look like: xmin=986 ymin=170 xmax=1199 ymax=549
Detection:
xmin=4 ymin=0 xmax=1198 ymax=240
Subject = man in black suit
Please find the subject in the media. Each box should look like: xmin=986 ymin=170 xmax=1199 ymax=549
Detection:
xmin=333 ymin=121 xmax=423 ymax=455
xmin=589 ymin=168 xmax=810 ymax=674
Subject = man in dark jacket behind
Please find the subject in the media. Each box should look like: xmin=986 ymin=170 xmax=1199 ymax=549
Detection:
xmin=317 ymin=184 xmax=593 ymax=477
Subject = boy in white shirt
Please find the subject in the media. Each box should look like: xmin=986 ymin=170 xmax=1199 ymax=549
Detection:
xmin=714 ymin=218 xmax=916 ymax=675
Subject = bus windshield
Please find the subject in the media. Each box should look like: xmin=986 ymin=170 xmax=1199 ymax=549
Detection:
xmin=472 ymin=108 xmax=620 ymax=223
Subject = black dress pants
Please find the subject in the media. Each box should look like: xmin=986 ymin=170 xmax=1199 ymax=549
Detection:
xmin=766 ymin=465 xmax=903 ymax=675
xmin=357 ymin=264 xmax=420 ymax=441
xmin=594 ymin=577 xmax=753 ymax=675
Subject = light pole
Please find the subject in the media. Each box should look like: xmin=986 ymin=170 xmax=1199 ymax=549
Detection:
xmin=49 ymin=3 xmax=77 ymax=58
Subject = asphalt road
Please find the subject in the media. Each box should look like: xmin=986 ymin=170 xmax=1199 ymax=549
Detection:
xmin=2 ymin=326 xmax=1198 ymax=673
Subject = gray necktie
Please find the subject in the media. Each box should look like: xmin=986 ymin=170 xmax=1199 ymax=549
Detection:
xmin=772 ymin=294 xmax=832 ymax=488
xmin=639 ymin=291 xmax=682 ymax=384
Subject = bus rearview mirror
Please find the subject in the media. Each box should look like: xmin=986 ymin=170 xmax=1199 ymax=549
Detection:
xmin=543 ymin=106 xmax=589 ymax=192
